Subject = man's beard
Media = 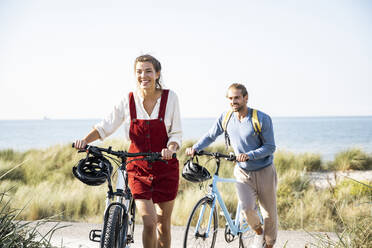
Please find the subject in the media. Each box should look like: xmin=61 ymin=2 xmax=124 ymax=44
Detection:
xmin=232 ymin=104 xmax=243 ymax=112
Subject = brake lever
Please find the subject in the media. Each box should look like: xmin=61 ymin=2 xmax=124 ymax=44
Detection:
xmin=89 ymin=146 xmax=103 ymax=157
xmin=225 ymin=152 xmax=236 ymax=162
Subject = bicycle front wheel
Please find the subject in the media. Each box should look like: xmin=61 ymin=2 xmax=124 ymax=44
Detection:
xmin=183 ymin=196 xmax=218 ymax=248
xmin=101 ymin=205 xmax=128 ymax=248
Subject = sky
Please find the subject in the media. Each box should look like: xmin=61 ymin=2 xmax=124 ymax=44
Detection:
xmin=0 ymin=0 xmax=371 ymax=120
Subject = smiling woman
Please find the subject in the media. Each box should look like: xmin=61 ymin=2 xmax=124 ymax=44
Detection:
xmin=73 ymin=54 xmax=182 ymax=248
xmin=135 ymin=55 xmax=163 ymax=90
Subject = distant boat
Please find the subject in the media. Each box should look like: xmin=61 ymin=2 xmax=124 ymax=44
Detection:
xmin=43 ymin=116 xmax=51 ymax=121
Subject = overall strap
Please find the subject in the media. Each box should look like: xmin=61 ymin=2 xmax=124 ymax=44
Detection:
xmin=128 ymin=92 xmax=137 ymax=121
xmin=158 ymin=90 xmax=169 ymax=121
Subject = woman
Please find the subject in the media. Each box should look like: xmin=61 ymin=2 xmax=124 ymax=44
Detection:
xmin=74 ymin=54 xmax=182 ymax=248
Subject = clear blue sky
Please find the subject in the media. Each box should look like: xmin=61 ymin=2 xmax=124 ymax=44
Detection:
xmin=0 ymin=0 xmax=371 ymax=119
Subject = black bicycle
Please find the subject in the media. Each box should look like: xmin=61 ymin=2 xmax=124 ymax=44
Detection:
xmin=72 ymin=144 xmax=175 ymax=248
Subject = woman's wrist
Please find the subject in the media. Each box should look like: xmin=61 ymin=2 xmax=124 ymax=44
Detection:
xmin=167 ymin=143 xmax=178 ymax=153
xmin=167 ymin=147 xmax=177 ymax=153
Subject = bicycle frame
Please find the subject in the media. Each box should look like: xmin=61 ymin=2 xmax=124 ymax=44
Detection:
xmin=196 ymin=174 xmax=250 ymax=238
xmin=74 ymin=144 xmax=173 ymax=246
xmin=193 ymin=155 xmax=262 ymax=240
xmin=103 ymin=163 xmax=127 ymax=213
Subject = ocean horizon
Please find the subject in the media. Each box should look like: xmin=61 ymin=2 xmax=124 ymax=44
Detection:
xmin=1 ymin=116 xmax=372 ymax=161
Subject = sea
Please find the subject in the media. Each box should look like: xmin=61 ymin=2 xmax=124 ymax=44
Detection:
xmin=0 ymin=116 xmax=372 ymax=161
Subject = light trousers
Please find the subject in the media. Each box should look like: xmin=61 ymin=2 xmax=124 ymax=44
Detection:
xmin=234 ymin=164 xmax=278 ymax=246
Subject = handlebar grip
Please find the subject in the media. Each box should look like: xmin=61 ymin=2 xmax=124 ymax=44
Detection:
xmin=195 ymin=150 xmax=206 ymax=156
xmin=72 ymin=142 xmax=88 ymax=150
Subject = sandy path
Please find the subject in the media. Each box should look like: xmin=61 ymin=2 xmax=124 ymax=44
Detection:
xmin=36 ymin=221 xmax=336 ymax=248
xmin=36 ymin=170 xmax=370 ymax=247
xmin=308 ymin=169 xmax=372 ymax=188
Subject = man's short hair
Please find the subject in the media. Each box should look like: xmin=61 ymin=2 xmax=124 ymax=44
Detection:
xmin=227 ymin=83 xmax=248 ymax=97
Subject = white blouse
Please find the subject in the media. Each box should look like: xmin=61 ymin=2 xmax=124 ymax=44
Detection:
xmin=94 ymin=89 xmax=182 ymax=148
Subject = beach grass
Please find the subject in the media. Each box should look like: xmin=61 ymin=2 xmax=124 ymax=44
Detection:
xmin=1 ymin=139 xmax=371 ymax=243
xmin=326 ymin=148 xmax=372 ymax=171
xmin=0 ymin=186 xmax=68 ymax=247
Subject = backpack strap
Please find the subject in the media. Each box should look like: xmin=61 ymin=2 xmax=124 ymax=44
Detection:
xmin=251 ymin=109 xmax=261 ymax=134
xmin=222 ymin=110 xmax=233 ymax=150
xmin=222 ymin=110 xmax=233 ymax=131
xmin=251 ymin=108 xmax=264 ymax=145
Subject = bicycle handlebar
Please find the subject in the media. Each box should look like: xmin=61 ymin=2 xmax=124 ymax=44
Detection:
xmin=72 ymin=143 xmax=176 ymax=160
xmin=195 ymin=150 xmax=236 ymax=161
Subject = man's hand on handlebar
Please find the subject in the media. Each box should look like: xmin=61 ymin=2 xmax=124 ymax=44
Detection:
xmin=236 ymin=153 xmax=249 ymax=162
xmin=185 ymin=147 xmax=196 ymax=157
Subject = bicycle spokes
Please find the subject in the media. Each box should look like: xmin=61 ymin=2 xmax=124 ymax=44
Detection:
xmin=184 ymin=197 xmax=218 ymax=248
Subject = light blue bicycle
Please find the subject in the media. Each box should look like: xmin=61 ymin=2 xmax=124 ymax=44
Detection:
xmin=183 ymin=150 xmax=263 ymax=248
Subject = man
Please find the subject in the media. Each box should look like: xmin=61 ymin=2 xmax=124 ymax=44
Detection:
xmin=186 ymin=83 xmax=277 ymax=248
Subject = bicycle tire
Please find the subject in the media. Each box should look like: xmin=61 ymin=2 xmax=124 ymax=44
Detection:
xmin=183 ymin=196 xmax=218 ymax=248
xmin=101 ymin=205 xmax=128 ymax=248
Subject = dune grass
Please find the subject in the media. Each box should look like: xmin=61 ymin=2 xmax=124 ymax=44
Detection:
xmin=326 ymin=148 xmax=372 ymax=171
xmin=1 ymin=139 xmax=371 ymax=245
xmin=0 ymin=187 xmax=68 ymax=248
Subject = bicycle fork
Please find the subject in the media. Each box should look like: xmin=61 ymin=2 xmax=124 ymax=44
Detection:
xmin=194 ymin=195 xmax=216 ymax=239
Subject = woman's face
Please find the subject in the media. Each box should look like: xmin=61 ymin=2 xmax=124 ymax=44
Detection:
xmin=135 ymin=62 xmax=160 ymax=90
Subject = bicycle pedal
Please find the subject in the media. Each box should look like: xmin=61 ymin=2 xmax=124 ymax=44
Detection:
xmin=224 ymin=224 xmax=235 ymax=243
xmin=127 ymin=234 xmax=134 ymax=243
xmin=89 ymin=229 xmax=101 ymax=242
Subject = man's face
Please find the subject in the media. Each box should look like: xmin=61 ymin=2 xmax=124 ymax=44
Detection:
xmin=227 ymin=88 xmax=248 ymax=112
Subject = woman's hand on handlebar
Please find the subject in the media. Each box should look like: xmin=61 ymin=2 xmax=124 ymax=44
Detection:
xmin=74 ymin=129 xmax=100 ymax=150
xmin=74 ymin=139 xmax=87 ymax=150
xmin=161 ymin=148 xmax=175 ymax=160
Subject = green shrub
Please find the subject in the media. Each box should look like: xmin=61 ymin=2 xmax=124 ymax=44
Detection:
xmin=309 ymin=205 xmax=372 ymax=248
xmin=277 ymin=169 xmax=310 ymax=198
xmin=0 ymin=149 xmax=24 ymax=162
xmin=298 ymin=153 xmax=322 ymax=171
xmin=0 ymin=159 xmax=26 ymax=182
xmin=330 ymin=148 xmax=372 ymax=171
xmin=335 ymin=179 xmax=372 ymax=199
xmin=273 ymin=150 xmax=297 ymax=175
xmin=0 ymin=187 xmax=65 ymax=247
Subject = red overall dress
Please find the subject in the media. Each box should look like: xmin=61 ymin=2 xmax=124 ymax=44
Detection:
xmin=126 ymin=90 xmax=179 ymax=203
